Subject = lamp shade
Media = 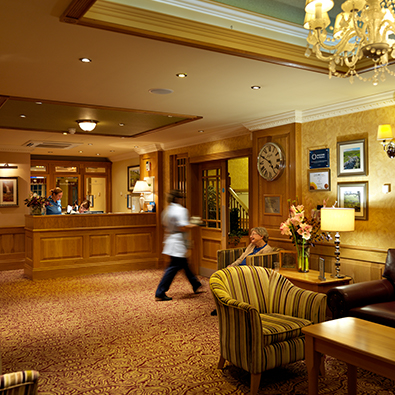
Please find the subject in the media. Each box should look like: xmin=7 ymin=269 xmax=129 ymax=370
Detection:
xmin=377 ymin=124 xmax=393 ymax=140
xmin=320 ymin=208 xmax=355 ymax=232
xmin=133 ymin=180 xmax=150 ymax=193
xmin=305 ymin=0 xmax=334 ymax=13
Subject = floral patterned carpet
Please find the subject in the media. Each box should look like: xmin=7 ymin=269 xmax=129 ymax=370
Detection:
xmin=0 ymin=269 xmax=394 ymax=394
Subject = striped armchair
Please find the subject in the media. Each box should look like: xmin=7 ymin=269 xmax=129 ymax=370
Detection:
xmin=0 ymin=371 xmax=39 ymax=394
xmin=210 ymin=266 xmax=327 ymax=395
xmin=217 ymin=246 xmax=282 ymax=270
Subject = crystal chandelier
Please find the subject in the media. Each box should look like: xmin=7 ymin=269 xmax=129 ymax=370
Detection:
xmin=304 ymin=0 xmax=395 ymax=85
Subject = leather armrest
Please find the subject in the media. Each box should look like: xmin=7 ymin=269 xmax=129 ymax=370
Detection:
xmin=327 ymin=279 xmax=395 ymax=319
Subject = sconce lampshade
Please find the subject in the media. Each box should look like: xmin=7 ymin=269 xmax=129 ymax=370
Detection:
xmin=321 ymin=208 xmax=355 ymax=232
xmin=305 ymin=0 xmax=334 ymax=14
xmin=377 ymin=124 xmax=393 ymax=140
xmin=77 ymin=120 xmax=98 ymax=132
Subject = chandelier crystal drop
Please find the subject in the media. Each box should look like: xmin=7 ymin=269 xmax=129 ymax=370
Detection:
xmin=304 ymin=0 xmax=395 ymax=84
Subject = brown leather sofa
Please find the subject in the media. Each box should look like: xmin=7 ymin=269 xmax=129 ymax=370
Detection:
xmin=327 ymin=249 xmax=395 ymax=328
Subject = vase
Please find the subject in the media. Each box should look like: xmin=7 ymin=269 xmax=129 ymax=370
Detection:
xmin=296 ymin=244 xmax=309 ymax=273
xmin=30 ymin=206 xmax=45 ymax=215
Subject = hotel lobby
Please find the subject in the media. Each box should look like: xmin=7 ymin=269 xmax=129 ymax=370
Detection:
xmin=1 ymin=0 xmax=395 ymax=393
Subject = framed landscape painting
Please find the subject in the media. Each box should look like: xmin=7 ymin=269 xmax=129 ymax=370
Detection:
xmin=127 ymin=166 xmax=140 ymax=191
xmin=0 ymin=177 xmax=18 ymax=207
xmin=337 ymin=181 xmax=368 ymax=220
xmin=337 ymin=139 xmax=367 ymax=176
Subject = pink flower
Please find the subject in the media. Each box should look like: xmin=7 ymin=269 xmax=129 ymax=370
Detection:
xmin=280 ymin=219 xmax=292 ymax=236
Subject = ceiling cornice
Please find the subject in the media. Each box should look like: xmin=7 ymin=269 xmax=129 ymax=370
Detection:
xmin=243 ymin=91 xmax=395 ymax=130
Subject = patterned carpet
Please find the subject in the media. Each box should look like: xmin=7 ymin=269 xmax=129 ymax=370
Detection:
xmin=0 ymin=269 xmax=394 ymax=394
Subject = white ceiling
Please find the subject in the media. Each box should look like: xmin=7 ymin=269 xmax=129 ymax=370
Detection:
xmin=1 ymin=0 xmax=395 ymax=161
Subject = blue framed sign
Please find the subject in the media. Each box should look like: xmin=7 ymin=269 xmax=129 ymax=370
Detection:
xmin=309 ymin=148 xmax=329 ymax=169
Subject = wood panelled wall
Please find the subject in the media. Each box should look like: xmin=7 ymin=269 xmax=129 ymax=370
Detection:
xmin=0 ymin=226 xmax=25 ymax=270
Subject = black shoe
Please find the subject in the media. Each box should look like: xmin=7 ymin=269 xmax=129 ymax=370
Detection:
xmin=210 ymin=309 xmax=217 ymax=316
xmin=156 ymin=294 xmax=172 ymax=301
xmin=193 ymin=282 xmax=202 ymax=293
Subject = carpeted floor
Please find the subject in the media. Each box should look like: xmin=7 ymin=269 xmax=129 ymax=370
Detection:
xmin=0 ymin=269 xmax=394 ymax=394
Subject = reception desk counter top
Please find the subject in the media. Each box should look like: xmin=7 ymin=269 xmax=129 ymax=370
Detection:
xmin=24 ymin=213 xmax=159 ymax=280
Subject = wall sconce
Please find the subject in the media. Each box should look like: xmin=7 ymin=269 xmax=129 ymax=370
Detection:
xmin=377 ymin=124 xmax=395 ymax=158
xmin=0 ymin=163 xmax=18 ymax=169
xmin=77 ymin=120 xmax=98 ymax=132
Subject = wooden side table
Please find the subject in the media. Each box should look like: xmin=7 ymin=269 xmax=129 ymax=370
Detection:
xmin=278 ymin=268 xmax=351 ymax=294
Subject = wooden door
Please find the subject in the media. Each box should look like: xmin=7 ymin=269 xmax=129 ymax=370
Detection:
xmin=199 ymin=161 xmax=227 ymax=273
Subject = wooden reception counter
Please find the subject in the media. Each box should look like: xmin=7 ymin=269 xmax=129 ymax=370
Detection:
xmin=24 ymin=213 xmax=158 ymax=280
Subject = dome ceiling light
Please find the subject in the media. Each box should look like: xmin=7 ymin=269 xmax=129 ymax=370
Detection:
xmin=77 ymin=120 xmax=98 ymax=132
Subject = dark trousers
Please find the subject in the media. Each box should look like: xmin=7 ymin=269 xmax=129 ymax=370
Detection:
xmin=155 ymin=256 xmax=200 ymax=297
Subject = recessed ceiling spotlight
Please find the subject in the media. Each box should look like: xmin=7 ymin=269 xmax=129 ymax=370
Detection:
xmin=149 ymin=88 xmax=173 ymax=95
xmin=198 ymin=130 xmax=204 ymax=133
xmin=63 ymin=132 xmax=68 ymax=135
xmin=176 ymin=73 xmax=187 ymax=78
xmin=79 ymin=57 xmax=92 ymax=63
xmin=251 ymin=86 xmax=261 ymax=90
xmin=79 ymin=151 xmax=83 ymax=153
xmin=88 ymin=143 xmax=93 ymax=146
xmin=35 ymin=101 xmax=42 ymax=105
xmin=20 ymin=114 xmax=26 ymax=118
xmin=48 ymin=151 xmax=53 ymax=153
xmin=96 ymin=153 xmax=100 ymax=156
xmin=119 ymin=123 xmax=125 ymax=127
xmin=110 ymin=150 xmax=115 ymax=152
xmin=134 ymin=146 xmax=139 ymax=148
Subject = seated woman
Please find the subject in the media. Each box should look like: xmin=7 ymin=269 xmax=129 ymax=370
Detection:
xmin=228 ymin=226 xmax=273 ymax=267
xmin=46 ymin=187 xmax=63 ymax=215
xmin=70 ymin=200 xmax=90 ymax=214
xmin=211 ymin=226 xmax=273 ymax=316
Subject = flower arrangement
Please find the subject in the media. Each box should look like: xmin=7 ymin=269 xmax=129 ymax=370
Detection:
xmin=24 ymin=193 xmax=51 ymax=214
xmin=280 ymin=199 xmax=330 ymax=272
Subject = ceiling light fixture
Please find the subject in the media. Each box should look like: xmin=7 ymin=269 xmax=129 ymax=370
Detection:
xmin=176 ymin=73 xmax=187 ymax=78
xmin=304 ymin=0 xmax=395 ymax=85
xmin=79 ymin=57 xmax=92 ymax=63
xmin=251 ymin=86 xmax=261 ymax=90
xmin=77 ymin=120 xmax=98 ymax=132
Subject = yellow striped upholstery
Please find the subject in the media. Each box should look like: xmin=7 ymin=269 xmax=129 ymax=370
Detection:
xmin=210 ymin=266 xmax=327 ymax=391
xmin=217 ymin=247 xmax=282 ymax=270
xmin=0 ymin=371 xmax=39 ymax=394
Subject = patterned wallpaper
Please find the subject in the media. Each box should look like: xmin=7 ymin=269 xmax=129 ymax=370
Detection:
xmin=302 ymin=106 xmax=395 ymax=250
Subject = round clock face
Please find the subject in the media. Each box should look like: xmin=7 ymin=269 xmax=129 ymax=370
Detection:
xmin=257 ymin=142 xmax=285 ymax=181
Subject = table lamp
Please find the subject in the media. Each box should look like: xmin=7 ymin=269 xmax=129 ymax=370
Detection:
xmin=320 ymin=207 xmax=355 ymax=278
xmin=133 ymin=180 xmax=151 ymax=212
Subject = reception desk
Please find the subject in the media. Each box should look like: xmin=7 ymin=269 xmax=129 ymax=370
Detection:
xmin=24 ymin=213 xmax=158 ymax=280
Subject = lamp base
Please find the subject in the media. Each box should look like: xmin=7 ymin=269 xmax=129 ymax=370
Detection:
xmin=331 ymin=273 xmax=346 ymax=279
xmin=139 ymin=195 xmax=145 ymax=213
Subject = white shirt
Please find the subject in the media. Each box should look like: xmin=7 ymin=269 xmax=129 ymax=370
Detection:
xmin=162 ymin=202 xmax=189 ymax=258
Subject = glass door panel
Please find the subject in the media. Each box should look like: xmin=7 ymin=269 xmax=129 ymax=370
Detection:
xmin=56 ymin=176 xmax=79 ymax=210
xmin=86 ymin=177 xmax=107 ymax=213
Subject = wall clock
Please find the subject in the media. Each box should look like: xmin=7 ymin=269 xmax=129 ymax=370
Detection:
xmin=257 ymin=142 xmax=285 ymax=181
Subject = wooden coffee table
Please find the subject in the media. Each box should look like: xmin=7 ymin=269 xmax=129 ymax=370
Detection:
xmin=302 ymin=317 xmax=395 ymax=395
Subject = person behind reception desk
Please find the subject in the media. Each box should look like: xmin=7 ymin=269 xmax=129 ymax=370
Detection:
xmin=70 ymin=200 xmax=90 ymax=214
xmin=46 ymin=187 xmax=63 ymax=215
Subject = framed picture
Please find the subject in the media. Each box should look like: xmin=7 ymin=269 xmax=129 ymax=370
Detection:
xmin=264 ymin=195 xmax=281 ymax=215
xmin=127 ymin=166 xmax=140 ymax=191
xmin=308 ymin=169 xmax=331 ymax=191
xmin=0 ymin=177 xmax=18 ymax=207
xmin=337 ymin=139 xmax=367 ymax=176
xmin=309 ymin=148 xmax=330 ymax=169
xmin=337 ymin=181 xmax=368 ymax=220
